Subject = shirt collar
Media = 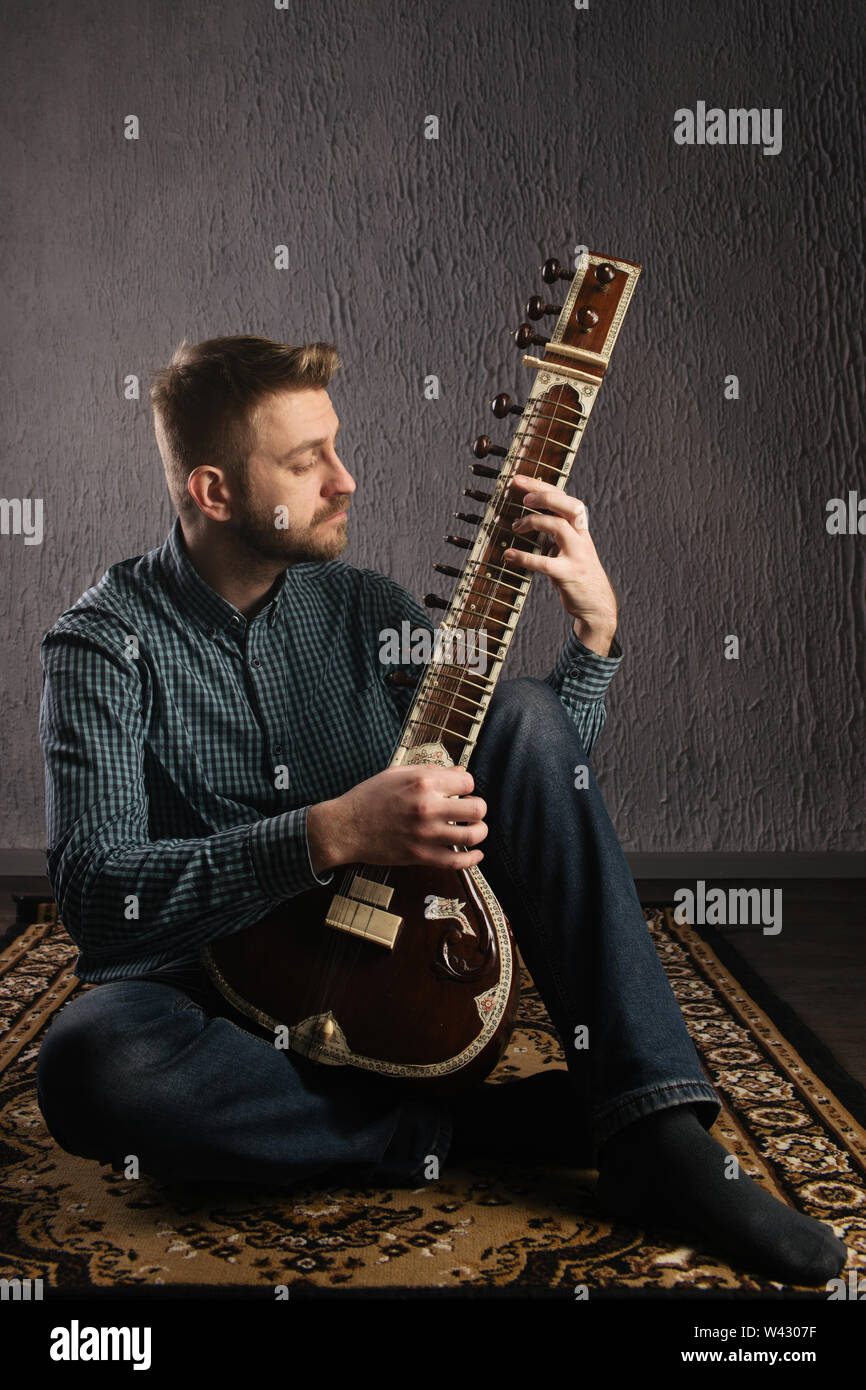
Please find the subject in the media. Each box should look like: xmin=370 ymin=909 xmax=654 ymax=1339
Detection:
xmin=160 ymin=516 xmax=290 ymax=634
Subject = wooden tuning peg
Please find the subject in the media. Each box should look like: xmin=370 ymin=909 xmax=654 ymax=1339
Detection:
xmin=539 ymin=257 xmax=572 ymax=284
xmin=513 ymin=323 xmax=549 ymax=349
xmin=526 ymin=295 xmax=562 ymax=321
xmin=471 ymin=436 xmax=508 ymax=459
xmin=490 ymin=393 xmax=523 ymax=418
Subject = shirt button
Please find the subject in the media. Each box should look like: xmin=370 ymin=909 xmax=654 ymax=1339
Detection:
xmin=231 ymin=615 xmax=241 ymax=626
xmin=274 ymin=744 xmax=283 ymax=755
xmin=251 ymin=657 xmax=261 ymax=668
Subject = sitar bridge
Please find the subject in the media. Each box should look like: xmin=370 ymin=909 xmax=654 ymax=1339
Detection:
xmin=324 ymin=873 xmax=403 ymax=949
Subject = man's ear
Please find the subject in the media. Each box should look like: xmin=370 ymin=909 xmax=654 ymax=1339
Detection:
xmin=186 ymin=464 xmax=235 ymax=521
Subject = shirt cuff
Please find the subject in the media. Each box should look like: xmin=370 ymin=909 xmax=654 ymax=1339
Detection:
xmin=546 ymin=625 xmax=624 ymax=700
xmin=248 ymin=805 xmax=335 ymax=900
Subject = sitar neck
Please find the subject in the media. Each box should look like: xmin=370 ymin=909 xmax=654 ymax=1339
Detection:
xmin=390 ymin=249 xmax=641 ymax=772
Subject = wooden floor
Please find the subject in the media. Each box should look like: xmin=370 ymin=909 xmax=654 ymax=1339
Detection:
xmin=3 ymin=877 xmax=865 ymax=1089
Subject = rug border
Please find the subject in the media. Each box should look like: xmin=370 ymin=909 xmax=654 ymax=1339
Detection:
xmin=643 ymin=901 xmax=866 ymax=1130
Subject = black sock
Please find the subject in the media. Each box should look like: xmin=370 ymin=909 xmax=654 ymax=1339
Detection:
xmin=448 ymin=1071 xmax=594 ymax=1165
xmin=596 ymin=1103 xmax=847 ymax=1286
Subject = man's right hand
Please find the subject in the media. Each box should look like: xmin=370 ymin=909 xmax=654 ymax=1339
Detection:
xmin=306 ymin=765 xmax=488 ymax=873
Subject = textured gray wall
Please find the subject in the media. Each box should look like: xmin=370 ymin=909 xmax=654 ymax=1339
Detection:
xmin=1 ymin=0 xmax=863 ymax=854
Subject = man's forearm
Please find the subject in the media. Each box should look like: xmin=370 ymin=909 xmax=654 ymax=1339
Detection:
xmin=57 ymin=805 xmax=340 ymax=967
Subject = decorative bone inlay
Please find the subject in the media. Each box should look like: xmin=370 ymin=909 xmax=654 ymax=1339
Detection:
xmin=424 ymin=894 xmax=476 ymax=938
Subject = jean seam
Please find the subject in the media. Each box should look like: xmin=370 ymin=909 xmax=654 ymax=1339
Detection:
xmin=593 ymin=1079 xmax=721 ymax=1149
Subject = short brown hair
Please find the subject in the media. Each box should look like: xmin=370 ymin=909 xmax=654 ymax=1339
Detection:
xmin=150 ymin=335 xmax=340 ymax=514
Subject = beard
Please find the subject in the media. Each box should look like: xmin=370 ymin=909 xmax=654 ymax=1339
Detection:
xmin=229 ymin=483 xmax=350 ymax=566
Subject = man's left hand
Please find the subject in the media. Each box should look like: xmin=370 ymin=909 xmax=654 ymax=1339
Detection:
xmin=502 ymin=474 xmax=618 ymax=658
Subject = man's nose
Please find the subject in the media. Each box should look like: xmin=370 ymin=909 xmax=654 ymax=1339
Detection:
xmin=327 ymin=456 xmax=356 ymax=496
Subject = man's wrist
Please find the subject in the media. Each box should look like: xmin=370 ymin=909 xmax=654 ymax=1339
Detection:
xmin=572 ymin=616 xmax=617 ymax=657
xmin=307 ymin=798 xmax=352 ymax=874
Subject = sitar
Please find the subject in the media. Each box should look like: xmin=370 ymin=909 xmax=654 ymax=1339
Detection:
xmin=201 ymin=249 xmax=641 ymax=1094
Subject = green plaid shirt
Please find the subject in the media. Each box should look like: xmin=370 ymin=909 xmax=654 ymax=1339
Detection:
xmin=39 ymin=517 xmax=623 ymax=980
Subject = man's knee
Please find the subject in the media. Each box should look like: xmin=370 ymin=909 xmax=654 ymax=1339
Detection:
xmin=487 ymin=675 xmax=554 ymax=716
xmin=489 ymin=676 xmax=580 ymax=728
xmin=36 ymin=980 xmax=196 ymax=1158
xmin=478 ymin=677 xmax=589 ymax=760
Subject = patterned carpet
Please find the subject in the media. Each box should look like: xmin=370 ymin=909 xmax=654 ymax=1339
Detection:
xmin=1 ymin=905 xmax=865 ymax=1296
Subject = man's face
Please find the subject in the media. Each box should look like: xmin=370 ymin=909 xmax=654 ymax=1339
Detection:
xmin=229 ymin=387 xmax=355 ymax=564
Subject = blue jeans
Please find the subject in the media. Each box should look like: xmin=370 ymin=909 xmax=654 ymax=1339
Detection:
xmin=36 ymin=677 xmax=720 ymax=1186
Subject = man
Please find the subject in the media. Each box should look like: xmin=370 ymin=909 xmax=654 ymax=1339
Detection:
xmin=36 ymin=335 xmax=845 ymax=1287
